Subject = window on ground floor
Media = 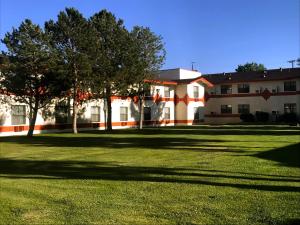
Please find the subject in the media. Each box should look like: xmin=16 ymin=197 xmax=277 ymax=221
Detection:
xmin=120 ymin=106 xmax=128 ymax=121
xmin=144 ymin=107 xmax=151 ymax=121
xmin=164 ymin=107 xmax=170 ymax=120
xmin=55 ymin=104 xmax=69 ymax=124
xmin=284 ymin=103 xmax=297 ymax=113
xmin=11 ymin=105 xmax=26 ymax=125
xmin=194 ymin=107 xmax=201 ymax=120
xmin=238 ymin=104 xmax=250 ymax=114
xmin=221 ymin=105 xmax=232 ymax=114
xmin=91 ymin=106 xmax=100 ymax=122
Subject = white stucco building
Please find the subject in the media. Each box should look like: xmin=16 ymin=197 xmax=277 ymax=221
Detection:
xmin=0 ymin=67 xmax=299 ymax=136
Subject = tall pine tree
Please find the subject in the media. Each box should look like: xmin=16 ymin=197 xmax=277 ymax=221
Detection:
xmin=1 ymin=19 xmax=61 ymax=137
xmin=45 ymin=8 xmax=95 ymax=134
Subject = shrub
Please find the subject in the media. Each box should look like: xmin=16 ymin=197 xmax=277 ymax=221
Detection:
xmin=240 ymin=113 xmax=255 ymax=122
xmin=255 ymin=111 xmax=269 ymax=122
xmin=277 ymin=113 xmax=298 ymax=124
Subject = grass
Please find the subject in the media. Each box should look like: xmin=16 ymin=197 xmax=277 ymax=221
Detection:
xmin=0 ymin=125 xmax=299 ymax=225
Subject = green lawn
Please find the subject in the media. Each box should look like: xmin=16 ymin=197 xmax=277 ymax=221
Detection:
xmin=0 ymin=126 xmax=299 ymax=225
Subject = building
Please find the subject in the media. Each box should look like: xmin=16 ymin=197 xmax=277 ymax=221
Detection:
xmin=0 ymin=67 xmax=299 ymax=136
xmin=203 ymin=68 xmax=300 ymax=124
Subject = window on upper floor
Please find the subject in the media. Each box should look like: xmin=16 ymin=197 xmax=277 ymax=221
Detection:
xmin=11 ymin=105 xmax=26 ymax=125
xmin=238 ymin=84 xmax=250 ymax=93
xmin=193 ymin=86 xmax=199 ymax=98
xmin=120 ymin=106 xmax=128 ymax=121
xmin=284 ymin=81 xmax=296 ymax=92
xmin=284 ymin=103 xmax=297 ymax=114
xmin=91 ymin=106 xmax=100 ymax=122
xmin=221 ymin=105 xmax=232 ymax=114
xmin=164 ymin=87 xmax=170 ymax=98
xmin=238 ymin=104 xmax=250 ymax=114
xmin=144 ymin=107 xmax=151 ymax=121
xmin=221 ymin=85 xmax=232 ymax=94
xmin=164 ymin=107 xmax=170 ymax=120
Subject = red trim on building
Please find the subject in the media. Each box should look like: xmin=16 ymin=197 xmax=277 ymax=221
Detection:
xmin=206 ymin=90 xmax=300 ymax=101
xmin=144 ymin=79 xmax=178 ymax=85
xmin=188 ymin=77 xmax=214 ymax=87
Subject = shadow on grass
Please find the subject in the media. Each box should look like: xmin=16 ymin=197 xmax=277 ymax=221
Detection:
xmin=82 ymin=126 xmax=300 ymax=136
xmin=254 ymin=143 xmax=300 ymax=168
xmin=0 ymin=135 xmax=256 ymax=153
xmin=0 ymin=158 xmax=299 ymax=193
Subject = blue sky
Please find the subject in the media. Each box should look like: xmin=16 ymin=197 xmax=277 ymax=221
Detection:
xmin=0 ymin=0 xmax=299 ymax=74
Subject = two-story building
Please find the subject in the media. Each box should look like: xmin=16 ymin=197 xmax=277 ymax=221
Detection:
xmin=0 ymin=67 xmax=299 ymax=136
xmin=203 ymin=68 xmax=300 ymax=123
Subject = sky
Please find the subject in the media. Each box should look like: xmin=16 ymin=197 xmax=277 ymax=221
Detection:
xmin=0 ymin=0 xmax=299 ymax=74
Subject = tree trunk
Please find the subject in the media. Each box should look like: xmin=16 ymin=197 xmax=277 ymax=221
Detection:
xmin=139 ymin=96 xmax=144 ymax=130
xmin=27 ymin=98 xmax=39 ymax=137
xmin=106 ymin=86 xmax=112 ymax=131
xmin=72 ymin=87 xmax=78 ymax=134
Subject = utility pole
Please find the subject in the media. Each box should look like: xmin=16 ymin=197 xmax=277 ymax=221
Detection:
xmin=191 ymin=62 xmax=196 ymax=71
xmin=288 ymin=60 xmax=296 ymax=68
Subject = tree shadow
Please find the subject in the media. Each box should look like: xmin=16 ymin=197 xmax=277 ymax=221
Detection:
xmin=253 ymin=143 xmax=300 ymax=168
xmin=83 ymin=126 xmax=300 ymax=136
xmin=0 ymin=158 xmax=299 ymax=193
xmin=0 ymin=135 xmax=257 ymax=153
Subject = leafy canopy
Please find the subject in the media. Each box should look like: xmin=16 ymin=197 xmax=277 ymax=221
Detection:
xmin=235 ymin=62 xmax=266 ymax=72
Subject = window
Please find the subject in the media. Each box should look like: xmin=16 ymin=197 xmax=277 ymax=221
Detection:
xmin=193 ymin=86 xmax=199 ymax=98
xmin=221 ymin=85 xmax=232 ymax=94
xmin=120 ymin=106 xmax=128 ymax=121
xmin=284 ymin=81 xmax=296 ymax=92
xmin=164 ymin=87 xmax=170 ymax=97
xmin=144 ymin=88 xmax=151 ymax=97
xmin=55 ymin=104 xmax=69 ymax=124
xmin=238 ymin=84 xmax=250 ymax=93
xmin=91 ymin=106 xmax=100 ymax=122
xmin=164 ymin=107 xmax=170 ymax=120
xmin=284 ymin=103 xmax=297 ymax=113
xmin=194 ymin=107 xmax=200 ymax=120
xmin=238 ymin=104 xmax=250 ymax=114
xmin=221 ymin=105 xmax=232 ymax=114
xmin=11 ymin=105 xmax=26 ymax=125
xmin=144 ymin=107 xmax=151 ymax=121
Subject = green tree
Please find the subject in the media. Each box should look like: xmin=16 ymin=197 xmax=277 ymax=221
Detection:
xmin=235 ymin=62 xmax=266 ymax=72
xmin=89 ymin=10 xmax=132 ymax=131
xmin=45 ymin=8 xmax=95 ymax=134
xmin=0 ymin=19 xmax=62 ymax=137
xmin=128 ymin=26 xmax=166 ymax=129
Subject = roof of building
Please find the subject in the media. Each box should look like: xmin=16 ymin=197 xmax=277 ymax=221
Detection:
xmin=202 ymin=68 xmax=300 ymax=84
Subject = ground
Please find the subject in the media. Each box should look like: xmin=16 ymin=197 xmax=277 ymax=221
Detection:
xmin=0 ymin=125 xmax=299 ymax=225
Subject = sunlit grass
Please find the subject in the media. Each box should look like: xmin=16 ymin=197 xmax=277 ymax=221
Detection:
xmin=0 ymin=125 xmax=299 ymax=225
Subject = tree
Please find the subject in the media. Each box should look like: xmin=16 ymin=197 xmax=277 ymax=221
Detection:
xmin=0 ymin=19 xmax=62 ymax=137
xmin=235 ymin=62 xmax=266 ymax=72
xmin=128 ymin=26 xmax=166 ymax=129
xmin=45 ymin=8 xmax=95 ymax=134
xmin=89 ymin=10 xmax=132 ymax=131
xmin=297 ymin=58 xmax=300 ymax=67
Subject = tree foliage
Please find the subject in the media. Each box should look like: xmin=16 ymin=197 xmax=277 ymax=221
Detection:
xmin=0 ymin=19 xmax=62 ymax=136
xmin=235 ymin=62 xmax=266 ymax=72
xmin=90 ymin=10 xmax=136 ymax=131
xmin=128 ymin=26 xmax=166 ymax=129
xmin=45 ymin=8 xmax=96 ymax=133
